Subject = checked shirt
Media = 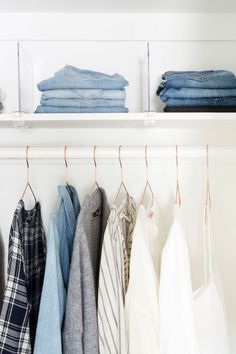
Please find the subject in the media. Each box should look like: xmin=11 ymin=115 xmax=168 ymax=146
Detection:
xmin=0 ymin=200 xmax=46 ymax=354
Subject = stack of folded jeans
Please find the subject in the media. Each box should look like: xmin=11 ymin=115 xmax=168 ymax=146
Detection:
xmin=156 ymin=70 xmax=236 ymax=112
xmin=35 ymin=65 xmax=129 ymax=113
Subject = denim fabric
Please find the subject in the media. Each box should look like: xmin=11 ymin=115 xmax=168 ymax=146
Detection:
xmin=35 ymin=105 xmax=129 ymax=113
xmin=160 ymin=87 xmax=236 ymax=99
xmin=41 ymin=89 xmax=126 ymax=100
xmin=161 ymin=97 xmax=236 ymax=107
xmin=164 ymin=106 xmax=236 ymax=112
xmin=40 ymin=98 xmax=125 ymax=108
xmin=157 ymin=70 xmax=236 ymax=94
xmin=34 ymin=185 xmax=80 ymax=354
xmin=38 ymin=66 xmax=128 ymax=91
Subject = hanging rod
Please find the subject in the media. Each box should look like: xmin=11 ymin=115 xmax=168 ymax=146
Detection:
xmin=1 ymin=145 xmax=236 ymax=160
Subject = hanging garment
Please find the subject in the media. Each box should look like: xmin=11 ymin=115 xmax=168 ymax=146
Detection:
xmin=0 ymin=200 xmax=46 ymax=354
xmin=0 ymin=234 xmax=5 ymax=312
xmin=159 ymin=205 xmax=200 ymax=354
xmin=34 ymin=185 xmax=80 ymax=354
xmin=125 ymin=199 xmax=165 ymax=354
xmin=98 ymin=195 xmax=136 ymax=354
xmin=63 ymin=188 xmax=110 ymax=354
xmin=193 ymin=206 xmax=231 ymax=354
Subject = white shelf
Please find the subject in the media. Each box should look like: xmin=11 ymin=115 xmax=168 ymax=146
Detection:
xmin=1 ymin=112 xmax=236 ymax=129
xmin=0 ymin=0 xmax=233 ymax=14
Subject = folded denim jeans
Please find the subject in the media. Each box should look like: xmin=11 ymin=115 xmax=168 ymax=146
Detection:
xmin=162 ymin=96 xmax=236 ymax=107
xmin=40 ymin=98 xmax=125 ymax=108
xmin=35 ymin=105 xmax=129 ymax=113
xmin=41 ymin=89 xmax=126 ymax=100
xmin=164 ymin=106 xmax=236 ymax=112
xmin=157 ymin=70 xmax=236 ymax=94
xmin=38 ymin=65 xmax=129 ymax=91
xmin=160 ymin=87 xmax=236 ymax=99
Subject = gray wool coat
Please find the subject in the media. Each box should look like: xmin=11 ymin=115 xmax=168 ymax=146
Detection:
xmin=63 ymin=188 xmax=110 ymax=354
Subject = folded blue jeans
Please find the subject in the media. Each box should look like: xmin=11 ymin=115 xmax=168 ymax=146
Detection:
xmin=38 ymin=66 xmax=129 ymax=91
xmin=162 ymin=97 xmax=236 ymax=107
xmin=157 ymin=70 xmax=236 ymax=94
xmin=41 ymin=89 xmax=126 ymax=100
xmin=160 ymin=87 xmax=236 ymax=99
xmin=35 ymin=105 xmax=129 ymax=113
xmin=40 ymin=98 xmax=125 ymax=108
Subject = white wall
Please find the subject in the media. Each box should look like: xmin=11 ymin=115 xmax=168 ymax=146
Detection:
xmin=0 ymin=12 xmax=235 ymax=352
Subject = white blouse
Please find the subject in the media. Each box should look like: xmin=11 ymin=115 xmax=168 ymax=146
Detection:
xmin=125 ymin=198 xmax=165 ymax=354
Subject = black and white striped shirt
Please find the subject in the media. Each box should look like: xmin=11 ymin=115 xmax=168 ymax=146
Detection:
xmin=98 ymin=196 xmax=136 ymax=354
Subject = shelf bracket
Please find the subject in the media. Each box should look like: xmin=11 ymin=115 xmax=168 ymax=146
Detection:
xmin=143 ymin=112 xmax=156 ymax=127
xmin=12 ymin=112 xmax=30 ymax=129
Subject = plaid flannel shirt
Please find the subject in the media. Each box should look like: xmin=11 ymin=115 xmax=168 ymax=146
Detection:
xmin=0 ymin=200 xmax=46 ymax=354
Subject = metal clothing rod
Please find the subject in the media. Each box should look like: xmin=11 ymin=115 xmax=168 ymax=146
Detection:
xmin=1 ymin=146 xmax=236 ymax=160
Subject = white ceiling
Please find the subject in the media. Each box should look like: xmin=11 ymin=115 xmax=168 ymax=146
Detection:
xmin=0 ymin=0 xmax=235 ymax=13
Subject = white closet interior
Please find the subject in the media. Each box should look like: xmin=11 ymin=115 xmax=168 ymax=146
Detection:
xmin=0 ymin=5 xmax=235 ymax=352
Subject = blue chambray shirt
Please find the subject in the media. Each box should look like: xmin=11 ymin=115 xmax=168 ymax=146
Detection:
xmin=34 ymin=185 xmax=80 ymax=354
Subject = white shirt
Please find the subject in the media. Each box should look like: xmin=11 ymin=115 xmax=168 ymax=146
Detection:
xmin=159 ymin=206 xmax=200 ymax=354
xmin=125 ymin=198 xmax=165 ymax=354
xmin=193 ymin=208 xmax=231 ymax=354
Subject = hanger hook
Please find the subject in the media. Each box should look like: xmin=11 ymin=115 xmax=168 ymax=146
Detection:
xmin=206 ymin=144 xmax=209 ymax=176
xmin=176 ymin=145 xmax=179 ymax=173
xmin=145 ymin=145 xmax=149 ymax=181
xmin=93 ymin=145 xmax=97 ymax=169
xmin=64 ymin=145 xmax=68 ymax=185
xmin=205 ymin=145 xmax=211 ymax=214
xmin=118 ymin=145 xmax=124 ymax=183
xmin=175 ymin=145 xmax=181 ymax=206
xmin=26 ymin=145 xmax=29 ymax=168
xmin=22 ymin=145 xmax=37 ymax=204
xmin=26 ymin=145 xmax=29 ymax=183
xmin=93 ymin=145 xmax=98 ymax=184
xmin=64 ymin=145 xmax=68 ymax=168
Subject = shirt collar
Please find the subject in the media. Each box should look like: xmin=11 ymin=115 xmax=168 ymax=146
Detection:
xmin=58 ymin=185 xmax=80 ymax=235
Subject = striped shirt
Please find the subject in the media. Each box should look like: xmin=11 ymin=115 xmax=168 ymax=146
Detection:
xmin=98 ymin=195 xmax=136 ymax=354
xmin=0 ymin=200 xmax=46 ymax=354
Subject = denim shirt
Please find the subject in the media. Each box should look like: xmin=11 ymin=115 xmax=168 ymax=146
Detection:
xmin=34 ymin=185 xmax=80 ymax=354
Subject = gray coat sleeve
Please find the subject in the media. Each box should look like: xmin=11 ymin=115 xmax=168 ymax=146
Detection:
xmin=63 ymin=223 xmax=98 ymax=354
